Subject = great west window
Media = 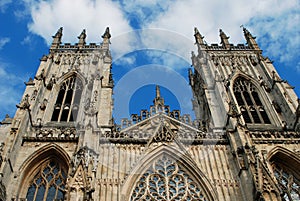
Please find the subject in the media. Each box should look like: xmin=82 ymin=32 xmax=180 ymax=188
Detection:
xmin=130 ymin=155 xmax=207 ymax=201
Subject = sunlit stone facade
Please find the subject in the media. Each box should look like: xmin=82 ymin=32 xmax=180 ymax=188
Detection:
xmin=0 ymin=27 xmax=299 ymax=201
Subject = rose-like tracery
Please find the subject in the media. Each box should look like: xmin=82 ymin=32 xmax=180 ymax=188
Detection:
xmin=130 ymin=155 xmax=207 ymax=201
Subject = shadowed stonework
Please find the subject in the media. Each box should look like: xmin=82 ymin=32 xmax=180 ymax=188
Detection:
xmin=0 ymin=27 xmax=299 ymax=201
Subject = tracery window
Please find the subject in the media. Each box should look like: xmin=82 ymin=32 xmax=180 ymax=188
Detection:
xmin=273 ymin=164 xmax=300 ymax=201
xmin=51 ymin=76 xmax=83 ymax=122
xmin=233 ymin=77 xmax=270 ymax=124
xmin=130 ymin=155 xmax=207 ymax=201
xmin=26 ymin=159 xmax=67 ymax=201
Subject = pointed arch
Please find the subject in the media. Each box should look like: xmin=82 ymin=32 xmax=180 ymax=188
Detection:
xmin=121 ymin=144 xmax=218 ymax=201
xmin=230 ymin=74 xmax=272 ymax=125
xmin=268 ymin=146 xmax=300 ymax=200
xmin=17 ymin=143 xmax=70 ymax=200
xmin=51 ymin=71 xmax=85 ymax=122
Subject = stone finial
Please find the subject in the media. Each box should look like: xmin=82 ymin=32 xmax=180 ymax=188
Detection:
xmin=219 ymin=29 xmax=231 ymax=49
xmin=78 ymin=29 xmax=86 ymax=47
xmin=50 ymin=27 xmax=63 ymax=50
xmin=101 ymin=27 xmax=111 ymax=50
xmin=102 ymin=27 xmax=111 ymax=39
xmin=243 ymin=27 xmax=260 ymax=50
xmin=194 ymin=27 xmax=205 ymax=45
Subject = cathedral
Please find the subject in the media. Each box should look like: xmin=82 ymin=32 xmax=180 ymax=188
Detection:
xmin=0 ymin=26 xmax=299 ymax=201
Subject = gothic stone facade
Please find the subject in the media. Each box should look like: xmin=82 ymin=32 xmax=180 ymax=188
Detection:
xmin=0 ymin=27 xmax=299 ymax=201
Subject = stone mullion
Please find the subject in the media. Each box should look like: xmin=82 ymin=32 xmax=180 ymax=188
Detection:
xmin=240 ymin=85 xmax=254 ymax=124
xmin=248 ymin=86 xmax=265 ymax=124
xmin=67 ymin=80 xmax=77 ymax=122
xmin=57 ymin=81 xmax=69 ymax=122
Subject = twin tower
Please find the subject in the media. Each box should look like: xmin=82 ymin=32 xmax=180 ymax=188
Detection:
xmin=0 ymin=26 xmax=299 ymax=201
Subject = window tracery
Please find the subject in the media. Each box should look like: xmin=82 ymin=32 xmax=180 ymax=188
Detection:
xmin=233 ymin=77 xmax=270 ymax=124
xmin=25 ymin=159 xmax=67 ymax=201
xmin=273 ymin=164 xmax=300 ymax=201
xmin=51 ymin=76 xmax=83 ymax=122
xmin=130 ymin=155 xmax=207 ymax=201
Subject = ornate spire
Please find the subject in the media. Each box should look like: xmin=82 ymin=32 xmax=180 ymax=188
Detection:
xmin=219 ymin=29 xmax=231 ymax=49
xmin=78 ymin=29 xmax=86 ymax=48
xmin=156 ymin=85 xmax=161 ymax=99
xmin=243 ymin=27 xmax=260 ymax=50
xmin=50 ymin=27 xmax=63 ymax=50
xmin=153 ymin=85 xmax=164 ymax=109
xmin=194 ymin=27 xmax=205 ymax=45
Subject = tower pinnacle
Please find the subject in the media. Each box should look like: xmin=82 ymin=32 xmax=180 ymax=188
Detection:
xmin=243 ymin=27 xmax=260 ymax=50
xmin=219 ymin=29 xmax=231 ymax=49
xmin=50 ymin=27 xmax=63 ymax=50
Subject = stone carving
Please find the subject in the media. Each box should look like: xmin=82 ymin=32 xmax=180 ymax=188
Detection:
xmin=39 ymin=98 xmax=47 ymax=111
xmin=152 ymin=125 xmax=175 ymax=143
xmin=16 ymin=94 xmax=30 ymax=110
xmin=46 ymin=75 xmax=56 ymax=90
xmin=31 ymin=90 xmax=38 ymax=101
xmin=258 ymin=76 xmax=271 ymax=92
xmin=35 ymin=127 xmax=77 ymax=139
xmin=34 ymin=69 xmax=45 ymax=82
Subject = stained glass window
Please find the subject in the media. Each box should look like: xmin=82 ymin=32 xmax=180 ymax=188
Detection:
xmin=273 ymin=164 xmax=300 ymax=201
xmin=233 ymin=77 xmax=271 ymax=124
xmin=51 ymin=76 xmax=83 ymax=122
xmin=26 ymin=160 xmax=67 ymax=201
xmin=130 ymin=155 xmax=207 ymax=201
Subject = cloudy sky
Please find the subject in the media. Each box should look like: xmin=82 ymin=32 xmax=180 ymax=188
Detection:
xmin=0 ymin=0 xmax=299 ymax=123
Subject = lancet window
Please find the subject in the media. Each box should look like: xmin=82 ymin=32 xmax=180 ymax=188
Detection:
xmin=51 ymin=76 xmax=83 ymax=122
xmin=233 ymin=77 xmax=270 ymax=124
xmin=25 ymin=159 xmax=67 ymax=201
xmin=130 ymin=155 xmax=207 ymax=201
xmin=273 ymin=163 xmax=300 ymax=200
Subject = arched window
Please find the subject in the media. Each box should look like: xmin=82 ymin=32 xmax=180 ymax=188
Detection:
xmin=51 ymin=76 xmax=83 ymax=122
xmin=25 ymin=159 xmax=67 ymax=201
xmin=130 ymin=155 xmax=207 ymax=201
xmin=233 ymin=77 xmax=270 ymax=124
xmin=272 ymin=163 xmax=300 ymax=200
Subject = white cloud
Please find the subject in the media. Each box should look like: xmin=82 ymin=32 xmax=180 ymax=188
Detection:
xmin=21 ymin=35 xmax=31 ymax=45
xmin=24 ymin=0 xmax=299 ymax=72
xmin=0 ymin=37 xmax=10 ymax=49
xmin=0 ymin=0 xmax=12 ymax=12
xmin=248 ymin=8 xmax=300 ymax=64
xmin=26 ymin=0 xmax=133 ymax=55
xmin=0 ymin=61 xmax=26 ymax=118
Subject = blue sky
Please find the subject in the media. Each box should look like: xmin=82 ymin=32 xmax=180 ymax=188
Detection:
xmin=0 ymin=0 xmax=299 ymax=123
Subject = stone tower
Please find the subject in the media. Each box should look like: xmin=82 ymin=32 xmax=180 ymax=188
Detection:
xmin=0 ymin=26 xmax=299 ymax=201
xmin=190 ymin=27 xmax=300 ymax=200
